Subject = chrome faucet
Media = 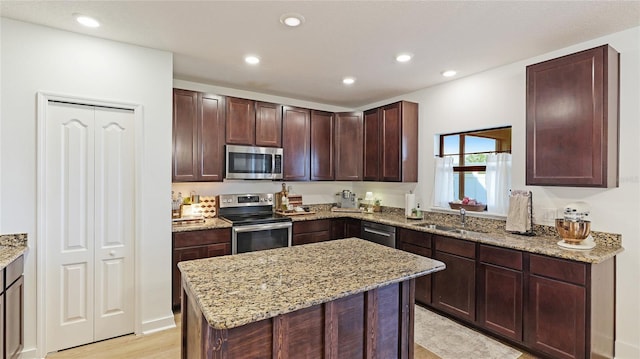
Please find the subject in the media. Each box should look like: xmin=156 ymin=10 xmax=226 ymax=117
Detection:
xmin=460 ymin=208 xmax=466 ymax=228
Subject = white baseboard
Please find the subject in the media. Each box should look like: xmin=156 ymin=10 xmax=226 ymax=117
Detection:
xmin=17 ymin=347 xmax=38 ymax=359
xmin=140 ymin=313 xmax=177 ymax=335
xmin=616 ymin=340 xmax=640 ymax=359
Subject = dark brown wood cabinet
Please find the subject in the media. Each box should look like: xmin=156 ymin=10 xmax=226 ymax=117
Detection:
xmin=526 ymin=44 xmax=619 ymax=187
xmin=525 ymin=254 xmax=614 ymax=359
xmin=225 ymin=97 xmax=255 ymax=145
xmin=431 ymin=235 xmax=476 ymax=323
xmin=172 ymin=89 xmax=225 ymax=182
xmin=282 ymin=106 xmax=311 ymax=181
xmin=334 ymin=112 xmax=363 ymax=181
xmin=310 ymin=110 xmax=334 ymax=180
xmin=172 ymin=229 xmax=231 ymax=308
xmin=397 ymin=228 xmax=432 ymax=305
xmin=3 ymin=255 xmax=24 ymax=359
xmin=478 ymin=245 xmax=523 ymax=342
xmin=255 ymin=101 xmax=283 ymax=147
xmin=293 ymin=219 xmax=332 ymax=245
xmin=225 ymin=97 xmax=283 ymax=147
xmin=330 ymin=218 xmax=361 ymax=240
xmin=363 ymin=101 xmax=418 ymax=182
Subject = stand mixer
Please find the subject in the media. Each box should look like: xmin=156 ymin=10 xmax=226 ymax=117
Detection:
xmin=555 ymin=202 xmax=595 ymax=250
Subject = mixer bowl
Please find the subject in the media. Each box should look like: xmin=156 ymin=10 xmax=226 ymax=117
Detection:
xmin=555 ymin=219 xmax=591 ymax=244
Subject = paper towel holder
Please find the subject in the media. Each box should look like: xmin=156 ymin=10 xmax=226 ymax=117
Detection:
xmin=508 ymin=189 xmax=535 ymax=236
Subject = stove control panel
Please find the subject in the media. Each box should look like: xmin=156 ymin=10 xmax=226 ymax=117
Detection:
xmin=218 ymin=193 xmax=274 ymax=208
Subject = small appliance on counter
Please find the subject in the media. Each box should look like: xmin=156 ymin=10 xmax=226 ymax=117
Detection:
xmin=336 ymin=190 xmax=358 ymax=209
xmin=555 ymin=201 xmax=595 ymax=250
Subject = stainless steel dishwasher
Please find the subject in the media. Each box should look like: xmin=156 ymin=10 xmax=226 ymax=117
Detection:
xmin=361 ymin=221 xmax=396 ymax=248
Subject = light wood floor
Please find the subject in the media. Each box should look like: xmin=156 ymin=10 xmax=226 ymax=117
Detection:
xmin=46 ymin=313 xmax=537 ymax=358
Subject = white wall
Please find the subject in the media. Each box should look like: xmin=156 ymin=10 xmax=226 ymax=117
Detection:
xmin=373 ymin=27 xmax=639 ymax=358
xmin=0 ymin=18 xmax=174 ymax=358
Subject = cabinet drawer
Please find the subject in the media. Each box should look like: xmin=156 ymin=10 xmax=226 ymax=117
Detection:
xmin=398 ymin=228 xmax=431 ymax=249
xmin=434 ymin=235 xmax=476 ymax=259
xmin=479 ymin=245 xmax=522 ymax=270
xmin=173 ymin=229 xmax=231 ymax=248
xmin=6 ymin=255 xmax=24 ymax=287
xmin=293 ymin=219 xmax=331 ymax=234
xmin=529 ymin=254 xmax=586 ymax=286
xmin=399 ymin=242 xmax=431 ymax=258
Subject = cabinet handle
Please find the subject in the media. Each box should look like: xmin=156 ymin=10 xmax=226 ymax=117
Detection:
xmin=363 ymin=228 xmax=392 ymax=237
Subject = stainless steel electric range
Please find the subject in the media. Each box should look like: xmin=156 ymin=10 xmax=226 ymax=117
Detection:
xmin=217 ymin=193 xmax=292 ymax=254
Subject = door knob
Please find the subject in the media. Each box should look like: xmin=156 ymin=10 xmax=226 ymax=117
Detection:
xmin=109 ymin=250 xmax=116 ymax=256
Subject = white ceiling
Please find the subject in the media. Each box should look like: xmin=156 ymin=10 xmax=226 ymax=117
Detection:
xmin=2 ymin=1 xmax=639 ymax=108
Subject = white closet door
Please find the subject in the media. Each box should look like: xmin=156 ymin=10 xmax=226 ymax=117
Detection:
xmin=45 ymin=101 xmax=135 ymax=352
xmin=93 ymin=107 xmax=135 ymax=341
xmin=45 ymin=102 xmax=96 ymax=352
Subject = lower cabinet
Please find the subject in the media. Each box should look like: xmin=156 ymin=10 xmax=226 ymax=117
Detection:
xmin=431 ymin=235 xmax=476 ymax=323
xmin=478 ymin=245 xmax=523 ymax=342
xmin=396 ymin=231 xmax=614 ymax=359
xmin=3 ymin=255 xmax=24 ymax=359
xmin=330 ymin=218 xmax=361 ymax=240
xmin=172 ymin=229 xmax=231 ymax=308
xmin=397 ymin=228 xmax=432 ymax=305
xmin=293 ymin=219 xmax=331 ymax=245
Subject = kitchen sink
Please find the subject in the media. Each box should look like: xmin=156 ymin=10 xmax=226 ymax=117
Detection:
xmin=414 ymin=223 xmax=482 ymax=235
xmin=415 ymin=223 xmax=457 ymax=231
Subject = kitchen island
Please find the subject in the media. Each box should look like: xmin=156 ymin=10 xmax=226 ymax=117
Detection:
xmin=178 ymin=238 xmax=445 ymax=359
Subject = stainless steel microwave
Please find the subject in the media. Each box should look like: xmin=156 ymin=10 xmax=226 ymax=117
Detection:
xmin=225 ymin=145 xmax=283 ymax=180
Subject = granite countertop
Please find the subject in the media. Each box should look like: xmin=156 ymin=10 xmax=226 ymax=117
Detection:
xmin=0 ymin=233 xmax=28 ymax=270
xmin=172 ymin=209 xmax=623 ymax=264
xmin=171 ymin=218 xmax=231 ymax=232
xmin=178 ymin=238 xmax=445 ymax=330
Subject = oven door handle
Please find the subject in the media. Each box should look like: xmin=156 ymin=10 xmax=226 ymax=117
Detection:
xmin=233 ymin=221 xmax=292 ymax=233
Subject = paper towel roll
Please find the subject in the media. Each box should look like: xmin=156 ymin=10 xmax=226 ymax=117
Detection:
xmin=405 ymin=193 xmax=416 ymax=216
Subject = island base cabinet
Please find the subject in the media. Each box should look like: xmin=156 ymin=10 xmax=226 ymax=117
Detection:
xmin=182 ymin=279 xmax=416 ymax=359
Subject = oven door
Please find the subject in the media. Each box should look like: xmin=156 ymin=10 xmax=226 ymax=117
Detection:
xmin=232 ymin=222 xmax=292 ymax=254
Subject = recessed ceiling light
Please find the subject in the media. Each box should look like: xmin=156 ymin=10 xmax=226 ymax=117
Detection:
xmin=442 ymin=70 xmax=457 ymax=77
xmin=280 ymin=13 xmax=305 ymax=27
xmin=342 ymin=77 xmax=356 ymax=85
xmin=74 ymin=14 xmax=100 ymax=28
xmin=396 ymin=53 xmax=413 ymax=63
xmin=245 ymin=56 xmax=260 ymax=65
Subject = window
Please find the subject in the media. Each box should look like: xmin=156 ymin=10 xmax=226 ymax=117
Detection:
xmin=439 ymin=127 xmax=511 ymax=204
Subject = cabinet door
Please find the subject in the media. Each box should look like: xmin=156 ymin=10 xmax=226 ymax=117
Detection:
xmin=432 ymin=251 xmax=476 ymax=322
xmin=199 ymin=93 xmax=226 ymax=181
xmin=334 ymin=112 xmax=363 ymax=181
xmin=255 ymin=101 xmax=282 ymax=147
xmin=331 ymin=219 xmax=346 ymax=240
xmin=478 ymin=263 xmax=523 ymax=342
xmin=0 ymin=290 xmax=4 ymax=358
xmin=6 ymin=276 xmax=24 ymax=359
xmin=310 ymin=110 xmax=335 ymax=180
xmin=345 ymin=219 xmax=361 ymax=238
xmin=526 ymin=45 xmax=619 ymax=187
xmin=282 ymin=106 xmax=310 ymax=181
xmin=205 ymin=242 xmax=232 ymax=258
xmin=293 ymin=231 xmax=331 ymax=246
xmin=526 ymin=275 xmax=586 ymax=359
xmin=172 ymin=246 xmax=205 ymax=308
xmin=380 ymin=102 xmax=402 ymax=182
xmin=363 ymin=109 xmax=380 ymax=181
xmin=398 ymin=242 xmax=432 ymax=305
xmin=225 ymin=97 xmax=255 ymax=145
xmin=172 ymin=89 xmax=199 ymax=181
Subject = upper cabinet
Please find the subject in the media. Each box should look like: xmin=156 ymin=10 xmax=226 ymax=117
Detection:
xmin=334 ymin=112 xmax=363 ymax=181
xmin=172 ymin=89 xmax=225 ymax=182
xmin=310 ymin=110 xmax=335 ymax=180
xmin=363 ymin=101 xmax=418 ymax=182
xmin=526 ymin=45 xmax=619 ymax=187
xmin=226 ymin=97 xmax=283 ymax=147
xmin=282 ymin=106 xmax=311 ymax=181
